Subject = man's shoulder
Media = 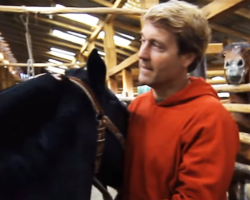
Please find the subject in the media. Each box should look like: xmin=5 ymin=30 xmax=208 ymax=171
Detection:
xmin=195 ymin=95 xmax=232 ymax=119
xmin=128 ymin=91 xmax=151 ymax=111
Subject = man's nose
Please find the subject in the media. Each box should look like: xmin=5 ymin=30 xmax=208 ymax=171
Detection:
xmin=138 ymin=43 xmax=150 ymax=60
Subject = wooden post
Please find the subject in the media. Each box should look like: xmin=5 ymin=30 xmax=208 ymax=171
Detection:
xmin=121 ymin=68 xmax=134 ymax=97
xmin=104 ymin=21 xmax=118 ymax=94
xmin=107 ymin=77 xmax=118 ymax=94
xmin=122 ymin=68 xmax=134 ymax=98
xmin=1 ymin=67 xmax=8 ymax=90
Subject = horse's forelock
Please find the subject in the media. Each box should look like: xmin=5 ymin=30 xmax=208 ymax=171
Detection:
xmin=223 ymin=42 xmax=250 ymax=52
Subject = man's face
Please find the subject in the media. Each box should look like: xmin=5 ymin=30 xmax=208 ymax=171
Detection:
xmin=138 ymin=21 xmax=194 ymax=88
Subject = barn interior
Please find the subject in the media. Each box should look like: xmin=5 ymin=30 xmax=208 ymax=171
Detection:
xmin=0 ymin=0 xmax=249 ymax=101
xmin=0 ymin=1 xmax=250 ymax=199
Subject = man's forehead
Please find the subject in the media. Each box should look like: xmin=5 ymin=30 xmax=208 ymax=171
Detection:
xmin=140 ymin=24 xmax=175 ymax=42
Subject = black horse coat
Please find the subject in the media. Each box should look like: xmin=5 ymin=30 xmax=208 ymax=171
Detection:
xmin=0 ymin=74 xmax=99 ymax=200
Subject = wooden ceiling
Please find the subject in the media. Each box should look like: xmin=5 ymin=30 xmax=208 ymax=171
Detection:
xmin=0 ymin=0 xmax=249 ymax=88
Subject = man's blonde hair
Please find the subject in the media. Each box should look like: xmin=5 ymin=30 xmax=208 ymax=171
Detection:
xmin=142 ymin=0 xmax=211 ymax=72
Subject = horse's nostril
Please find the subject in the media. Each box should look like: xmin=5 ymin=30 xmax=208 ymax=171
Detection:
xmin=226 ymin=61 xmax=230 ymax=66
xmin=237 ymin=59 xmax=243 ymax=66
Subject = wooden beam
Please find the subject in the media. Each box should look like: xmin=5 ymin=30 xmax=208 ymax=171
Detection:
xmin=94 ymin=41 xmax=132 ymax=57
xmin=214 ymin=83 xmax=250 ymax=93
xmin=206 ymin=43 xmax=222 ymax=54
xmin=108 ymin=53 xmax=138 ymax=76
xmin=223 ymin=104 xmax=250 ymax=113
xmin=108 ymin=43 xmax=223 ymax=77
xmin=206 ymin=79 xmax=226 ymax=84
xmin=108 ymin=0 xmax=245 ymax=77
xmin=114 ymin=21 xmax=140 ymax=33
xmin=29 ymin=17 xmax=136 ymax=57
xmin=0 ymin=5 xmax=145 ymax=15
xmin=107 ymin=77 xmax=118 ymax=94
xmin=104 ymin=21 xmax=118 ymax=93
xmin=131 ymin=68 xmax=225 ymax=79
xmin=206 ymin=70 xmax=225 ymax=76
xmin=122 ymin=69 xmax=134 ymax=97
xmin=235 ymin=8 xmax=250 ymax=20
xmin=0 ymin=62 xmax=82 ymax=67
xmin=91 ymin=0 xmax=141 ymax=21
xmin=18 ymin=14 xmax=135 ymax=58
xmin=210 ymin=23 xmax=249 ymax=40
xmin=35 ymin=16 xmax=92 ymax=35
xmin=201 ymin=0 xmax=246 ymax=20
xmin=103 ymin=25 xmax=116 ymax=57
xmin=78 ymin=0 xmax=127 ymax=56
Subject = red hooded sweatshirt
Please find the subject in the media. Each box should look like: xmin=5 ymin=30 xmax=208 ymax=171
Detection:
xmin=122 ymin=76 xmax=239 ymax=200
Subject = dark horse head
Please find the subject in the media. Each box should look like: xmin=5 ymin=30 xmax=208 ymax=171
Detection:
xmin=65 ymin=49 xmax=130 ymax=191
xmin=0 ymin=49 xmax=129 ymax=200
xmin=221 ymin=42 xmax=250 ymax=85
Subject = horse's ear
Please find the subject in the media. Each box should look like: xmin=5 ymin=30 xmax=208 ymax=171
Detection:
xmin=87 ymin=48 xmax=107 ymax=91
xmin=223 ymin=37 xmax=232 ymax=48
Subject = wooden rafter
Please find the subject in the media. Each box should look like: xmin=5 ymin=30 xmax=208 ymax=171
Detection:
xmin=0 ymin=5 xmax=145 ymax=15
xmin=108 ymin=0 xmax=247 ymax=77
xmin=77 ymin=0 xmax=128 ymax=58
xmin=202 ymin=0 xmax=246 ymax=20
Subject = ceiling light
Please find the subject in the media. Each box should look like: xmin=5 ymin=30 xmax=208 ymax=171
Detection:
xmin=98 ymin=51 xmax=106 ymax=56
xmin=48 ymin=59 xmax=63 ymax=64
xmin=50 ymin=47 xmax=75 ymax=56
xmin=46 ymin=66 xmax=65 ymax=74
xmin=49 ymin=51 xmax=75 ymax=61
xmin=48 ymin=59 xmax=68 ymax=69
xmin=117 ymin=32 xmax=135 ymax=40
xmin=55 ymin=4 xmax=99 ymax=27
xmin=52 ymin=29 xmax=86 ymax=45
xmin=2 ymin=60 xmax=9 ymax=64
xmin=98 ymin=31 xmax=133 ymax=47
xmin=67 ymin=31 xmax=87 ymax=39
xmin=114 ymin=35 xmax=131 ymax=46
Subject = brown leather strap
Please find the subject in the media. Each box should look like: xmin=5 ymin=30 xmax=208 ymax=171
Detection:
xmin=95 ymin=118 xmax=106 ymax=174
xmin=103 ymin=116 xmax=125 ymax=150
xmin=68 ymin=76 xmax=104 ymax=117
xmin=66 ymin=76 xmax=125 ymax=200
xmin=93 ymin=176 xmax=113 ymax=200
xmin=68 ymin=76 xmax=125 ymax=150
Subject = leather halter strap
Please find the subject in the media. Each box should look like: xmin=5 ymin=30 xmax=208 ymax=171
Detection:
xmin=68 ymin=77 xmax=125 ymax=149
xmin=68 ymin=76 xmax=104 ymax=117
xmin=68 ymin=76 xmax=125 ymax=200
xmin=68 ymin=76 xmax=125 ymax=149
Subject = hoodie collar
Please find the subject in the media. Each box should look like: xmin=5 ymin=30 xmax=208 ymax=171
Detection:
xmin=149 ymin=76 xmax=219 ymax=107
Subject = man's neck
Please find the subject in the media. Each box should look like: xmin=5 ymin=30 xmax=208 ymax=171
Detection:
xmin=153 ymin=76 xmax=190 ymax=103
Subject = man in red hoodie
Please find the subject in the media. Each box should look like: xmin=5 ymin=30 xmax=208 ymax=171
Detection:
xmin=121 ymin=1 xmax=239 ymax=200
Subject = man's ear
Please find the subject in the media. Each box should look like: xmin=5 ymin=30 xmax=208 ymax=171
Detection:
xmin=87 ymin=49 xmax=107 ymax=92
xmin=182 ymin=52 xmax=196 ymax=69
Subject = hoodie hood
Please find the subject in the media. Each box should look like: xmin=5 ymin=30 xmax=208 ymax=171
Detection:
xmin=150 ymin=76 xmax=219 ymax=107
